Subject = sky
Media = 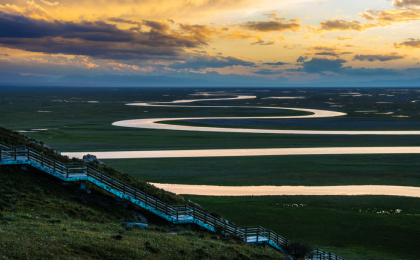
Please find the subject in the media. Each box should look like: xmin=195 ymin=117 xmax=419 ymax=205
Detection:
xmin=1 ymin=0 xmax=420 ymax=86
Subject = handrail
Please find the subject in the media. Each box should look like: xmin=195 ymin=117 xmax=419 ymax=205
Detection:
xmin=0 ymin=144 xmax=345 ymax=260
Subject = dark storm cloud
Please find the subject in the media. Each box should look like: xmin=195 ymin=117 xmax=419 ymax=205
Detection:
xmin=353 ymin=53 xmax=406 ymax=62
xmin=0 ymin=53 xmax=9 ymax=56
xmin=252 ymin=69 xmax=282 ymax=75
xmin=168 ymin=55 xmax=256 ymax=70
xmin=262 ymin=61 xmax=289 ymax=65
xmin=0 ymin=12 xmax=208 ymax=60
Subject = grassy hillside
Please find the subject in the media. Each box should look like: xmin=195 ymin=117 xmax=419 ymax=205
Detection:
xmin=0 ymin=165 xmax=284 ymax=259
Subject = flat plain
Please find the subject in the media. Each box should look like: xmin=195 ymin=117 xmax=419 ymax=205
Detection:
xmin=1 ymin=86 xmax=420 ymax=259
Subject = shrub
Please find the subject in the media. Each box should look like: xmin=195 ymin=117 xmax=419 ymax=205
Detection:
xmin=19 ymin=213 xmax=32 ymax=219
xmin=285 ymin=241 xmax=313 ymax=259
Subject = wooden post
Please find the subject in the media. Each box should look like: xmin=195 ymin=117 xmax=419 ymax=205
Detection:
xmin=14 ymin=147 xmax=16 ymax=160
xmin=134 ymin=189 xmax=137 ymax=200
xmin=53 ymin=160 xmax=56 ymax=173
xmin=123 ymin=183 xmax=126 ymax=194
xmin=145 ymin=194 xmax=148 ymax=206
xmin=66 ymin=165 xmax=69 ymax=178
xmin=176 ymin=209 xmax=179 ymax=221
xmin=41 ymin=154 xmax=44 ymax=166
xmin=276 ymin=234 xmax=278 ymax=245
xmin=204 ymin=212 xmax=207 ymax=223
xmin=27 ymin=148 xmax=30 ymax=160
xmin=245 ymin=227 xmax=248 ymax=242
xmin=155 ymin=198 xmax=158 ymax=210
xmin=256 ymin=228 xmax=259 ymax=242
xmin=234 ymin=226 xmax=237 ymax=236
xmin=165 ymin=204 xmax=168 ymax=215
xmin=268 ymin=230 xmax=271 ymax=242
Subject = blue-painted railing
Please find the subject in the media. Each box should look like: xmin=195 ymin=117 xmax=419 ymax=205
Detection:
xmin=0 ymin=142 xmax=345 ymax=260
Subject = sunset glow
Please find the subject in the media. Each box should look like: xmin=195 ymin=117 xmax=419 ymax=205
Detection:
xmin=1 ymin=0 xmax=420 ymax=85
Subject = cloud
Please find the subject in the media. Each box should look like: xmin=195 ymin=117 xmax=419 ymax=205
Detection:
xmin=296 ymin=56 xmax=308 ymax=63
xmin=108 ymin=17 xmax=141 ymax=25
xmin=320 ymin=19 xmax=365 ymax=31
xmin=0 ymin=53 xmax=9 ymax=56
xmin=40 ymin=0 xmax=59 ymax=6
xmin=394 ymin=38 xmax=420 ymax=50
xmin=353 ymin=52 xmax=406 ymax=62
xmin=220 ymin=30 xmax=254 ymax=39
xmin=262 ymin=61 xmax=289 ymax=66
xmin=251 ymin=37 xmax=275 ymax=45
xmin=168 ymin=53 xmax=256 ymax=70
xmin=283 ymin=43 xmax=299 ymax=49
xmin=292 ymin=57 xmax=402 ymax=76
xmin=143 ymin=20 xmax=171 ymax=32
xmin=297 ymin=58 xmax=347 ymax=74
xmin=252 ymin=69 xmax=282 ymax=75
xmin=360 ymin=8 xmax=420 ymax=28
xmin=263 ymin=13 xmax=278 ymax=18
xmin=316 ymin=52 xmax=339 ymax=56
xmin=178 ymin=24 xmax=219 ymax=43
xmin=392 ymin=0 xmax=420 ymax=7
xmin=337 ymin=36 xmax=359 ymax=41
xmin=0 ymin=12 xmax=214 ymax=60
xmin=0 ymin=1 xmax=51 ymax=20
xmin=241 ymin=18 xmax=301 ymax=32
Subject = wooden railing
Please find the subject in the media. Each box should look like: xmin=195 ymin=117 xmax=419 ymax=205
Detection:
xmin=0 ymin=143 xmax=345 ymax=260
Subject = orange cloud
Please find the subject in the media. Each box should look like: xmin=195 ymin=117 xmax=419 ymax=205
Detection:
xmin=360 ymin=8 xmax=420 ymax=28
xmin=220 ymin=30 xmax=254 ymax=39
xmin=0 ymin=1 xmax=51 ymax=20
xmin=394 ymin=38 xmax=420 ymax=50
xmin=241 ymin=18 xmax=301 ymax=32
xmin=337 ymin=36 xmax=359 ymax=41
xmin=320 ymin=19 xmax=365 ymax=31
xmin=392 ymin=0 xmax=420 ymax=7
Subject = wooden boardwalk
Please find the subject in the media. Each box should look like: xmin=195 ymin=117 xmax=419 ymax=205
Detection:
xmin=0 ymin=142 xmax=345 ymax=260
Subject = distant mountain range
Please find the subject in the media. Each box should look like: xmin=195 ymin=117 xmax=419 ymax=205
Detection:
xmin=0 ymin=72 xmax=419 ymax=87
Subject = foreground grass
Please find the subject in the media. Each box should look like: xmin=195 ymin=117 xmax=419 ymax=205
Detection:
xmin=102 ymin=154 xmax=420 ymax=187
xmin=185 ymin=195 xmax=420 ymax=260
xmin=0 ymin=166 xmax=283 ymax=259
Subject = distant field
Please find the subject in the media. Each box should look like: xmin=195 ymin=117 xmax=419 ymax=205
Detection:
xmin=1 ymin=86 xmax=420 ymax=152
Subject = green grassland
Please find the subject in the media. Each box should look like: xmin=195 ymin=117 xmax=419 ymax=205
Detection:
xmin=102 ymin=154 xmax=420 ymax=187
xmin=185 ymin=195 xmax=420 ymax=260
xmin=0 ymin=165 xmax=284 ymax=260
